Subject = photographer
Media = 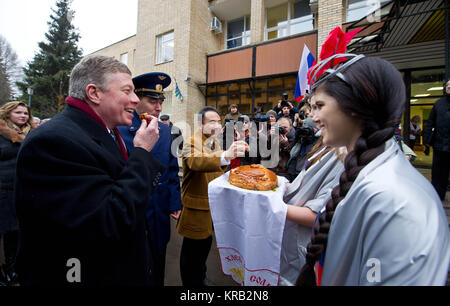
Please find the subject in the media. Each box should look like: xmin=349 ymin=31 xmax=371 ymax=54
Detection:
xmin=272 ymin=93 xmax=299 ymax=122
xmin=297 ymin=93 xmax=310 ymax=110
xmin=293 ymin=105 xmax=311 ymax=128
xmin=260 ymin=117 xmax=294 ymax=178
xmin=265 ymin=110 xmax=277 ymax=125
xmin=224 ymin=104 xmax=242 ymax=121
xmin=228 ymin=115 xmax=260 ymax=168
xmin=286 ymin=117 xmax=320 ymax=182
xmin=222 ymin=118 xmax=236 ymax=151
xmin=255 ymin=111 xmax=277 ymax=156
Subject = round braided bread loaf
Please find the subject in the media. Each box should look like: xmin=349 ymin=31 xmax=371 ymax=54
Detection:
xmin=229 ymin=164 xmax=278 ymax=191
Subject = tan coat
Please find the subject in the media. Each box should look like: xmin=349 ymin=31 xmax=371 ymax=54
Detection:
xmin=224 ymin=112 xmax=242 ymax=121
xmin=176 ymin=130 xmax=227 ymax=239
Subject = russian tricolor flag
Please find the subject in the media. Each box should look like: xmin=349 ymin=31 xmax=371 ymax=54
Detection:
xmin=294 ymin=44 xmax=315 ymax=102
xmin=315 ymin=252 xmax=325 ymax=286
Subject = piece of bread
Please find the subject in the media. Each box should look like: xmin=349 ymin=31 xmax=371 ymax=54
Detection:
xmin=139 ymin=112 xmax=152 ymax=123
xmin=229 ymin=164 xmax=278 ymax=191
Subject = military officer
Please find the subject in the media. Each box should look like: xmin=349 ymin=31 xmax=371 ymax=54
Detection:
xmin=118 ymin=72 xmax=182 ymax=286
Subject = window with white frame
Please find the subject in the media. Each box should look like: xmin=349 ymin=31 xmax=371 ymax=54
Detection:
xmin=265 ymin=0 xmax=313 ymax=41
xmin=156 ymin=31 xmax=174 ymax=64
xmin=226 ymin=16 xmax=251 ymax=49
xmin=346 ymin=0 xmax=391 ymax=22
xmin=120 ymin=52 xmax=128 ymax=65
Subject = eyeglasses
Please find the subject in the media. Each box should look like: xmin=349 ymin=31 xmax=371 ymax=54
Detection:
xmin=309 ymin=53 xmax=365 ymax=91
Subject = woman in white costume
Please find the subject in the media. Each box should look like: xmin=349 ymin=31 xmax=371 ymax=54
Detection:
xmin=296 ymin=54 xmax=450 ymax=286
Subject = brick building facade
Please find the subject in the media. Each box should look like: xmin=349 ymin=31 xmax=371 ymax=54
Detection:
xmin=91 ymin=0 xmax=449 ymax=167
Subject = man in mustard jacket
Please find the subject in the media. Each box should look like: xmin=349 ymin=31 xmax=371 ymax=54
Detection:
xmin=177 ymin=106 xmax=247 ymax=286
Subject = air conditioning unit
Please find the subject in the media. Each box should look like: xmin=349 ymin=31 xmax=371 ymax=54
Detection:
xmin=210 ymin=16 xmax=222 ymax=34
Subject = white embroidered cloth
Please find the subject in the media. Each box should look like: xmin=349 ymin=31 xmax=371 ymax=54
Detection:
xmin=208 ymin=172 xmax=288 ymax=286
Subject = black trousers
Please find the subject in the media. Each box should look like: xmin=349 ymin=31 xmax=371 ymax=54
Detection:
xmin=2 ymin=231 xmax=18 ymax=267
xmin=179 ymin=236 xmax=212 ymax=286
xmin=152 ymin=247 xmax=167 ymax=286
xmin=0 ymin=230 xmax=18 ymax=283
xmin=431 ymin=150 xmax=450 ymax=200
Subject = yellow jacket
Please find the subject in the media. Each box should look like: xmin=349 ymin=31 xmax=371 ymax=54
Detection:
xmin=176 ymin=130 xmax=227 ymax=239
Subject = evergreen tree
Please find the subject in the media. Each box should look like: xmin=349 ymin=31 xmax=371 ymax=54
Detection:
xmin=17 ymin=0 xmax=82 ymax=118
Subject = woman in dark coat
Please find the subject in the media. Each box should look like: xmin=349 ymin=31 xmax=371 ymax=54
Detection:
xmin=0 ymin=101 xmax=35 ymax=285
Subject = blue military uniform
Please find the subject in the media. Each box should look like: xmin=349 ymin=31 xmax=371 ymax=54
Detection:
xmin=119 ymin=114 xmax=181 ymax=251
xmin=118 ymin=72 xmax=182 ymax=286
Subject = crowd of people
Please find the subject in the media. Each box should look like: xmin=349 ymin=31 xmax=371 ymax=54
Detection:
xmin=0 ymin=54 xmax=449 ymax=287
xmin=222 ymin=94 xmax=320 ymax=183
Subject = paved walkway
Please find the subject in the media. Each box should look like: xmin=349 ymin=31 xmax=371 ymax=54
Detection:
xmin=164 ymin=218 xmax=236 ymax=286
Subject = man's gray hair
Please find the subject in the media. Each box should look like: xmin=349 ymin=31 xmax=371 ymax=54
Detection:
xmin=69 ymin=55 xmax=132 ymax=101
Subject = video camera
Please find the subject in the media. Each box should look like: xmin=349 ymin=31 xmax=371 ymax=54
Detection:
xmin=253 ymin=115 xmax=272 ymax=136
xmin=294 ymin=125 xmax=316 ymax=145
xmin=253 ymin=115 xmax=270 ymax=124
xmin=280 ymin=92 xmax=290 ymax=109
xmin=222 ymin=116 xmax=251 ymax=150
xmin=224 ymin=118 xmax=236 ymax=124
xmin=298 ymin=111 xmax=307 ymax=120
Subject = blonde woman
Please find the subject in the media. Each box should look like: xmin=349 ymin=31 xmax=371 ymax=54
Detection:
xmin=0 ymin=101 xmax=34 ymax=285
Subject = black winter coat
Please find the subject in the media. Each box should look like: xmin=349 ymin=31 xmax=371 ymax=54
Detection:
xmin=423 ymin=95 xmax=450 ymax=152
xmin=14 ymin=105 xmax=165 ymax=287
xmin=0 ymin=128 xmax=21 ymax=234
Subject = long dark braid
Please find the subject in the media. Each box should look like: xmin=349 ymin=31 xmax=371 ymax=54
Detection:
xmin=296 ymin=56 xmax=405 ymax=286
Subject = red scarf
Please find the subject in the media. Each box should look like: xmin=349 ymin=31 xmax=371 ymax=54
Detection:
xmin=66 ymin=96 xmax=128 ymax=161
xmin=230 ymin=157 xmax=240 ymax=170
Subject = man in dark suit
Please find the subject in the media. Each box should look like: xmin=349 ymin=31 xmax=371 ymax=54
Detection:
xmin=118 ymin=72 xmax=182 ymax=286
xmin=423 ymin=78 xmax=450 ymax=201
xmin=14 ymin=55 xmax=165 ymax=287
